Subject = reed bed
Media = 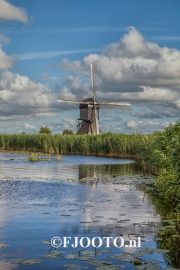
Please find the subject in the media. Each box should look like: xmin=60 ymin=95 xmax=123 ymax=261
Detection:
xmin=0 ymin=132 xmax=153 ymax=159
xmin=147 ymin=121 xmax=180 ymax=209
xmin=136 ymin=120 xmax=180 ymax=211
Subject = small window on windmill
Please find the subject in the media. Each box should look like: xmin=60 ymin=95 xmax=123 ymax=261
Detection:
xmin=79 ymin=102 xmax=89 ymax=120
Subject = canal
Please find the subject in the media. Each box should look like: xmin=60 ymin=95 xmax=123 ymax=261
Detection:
xmin=0 ymin=154 xmax=179 ymax=269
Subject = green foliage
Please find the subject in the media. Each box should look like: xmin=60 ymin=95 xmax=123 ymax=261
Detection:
xmin=28 ymin=153 xmax=40 ymax=162
xmin=62 ymin=129 xmax=74 ymax=135
xmin=39 ymin=126 xmax=52 ymax=134
xmin=0 ymin=132 xmax=153 ymax=157
xmin=146 ymin=120 xmax=180 ymax=208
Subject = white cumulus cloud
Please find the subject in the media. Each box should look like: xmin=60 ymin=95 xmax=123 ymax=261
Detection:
xmin=126 ymin=120 xmax=172 ymax=132
xmin=0 ymin=0 xmax=28 ymax=23
xmin=0 ymin=48 xmax=14 ymax=70
xmin=0 ymin=71 xmax=60 ymax=120
xmin=58 ymin=27 xmax=180 ymax=94
xmin=0 ymin=34 xmax=14 ymax=70
xmin=126 ymin=120 xmax=139 ymax=129
xmin=64 ymin=118 xmax=76 ymax=125
xmin=55 ymin=27 xmax=180 ymax=120
xmin=0 ymin=34 xmax=10 ymax=45
xmin=24 ymin=123 xmax=37 ymax=130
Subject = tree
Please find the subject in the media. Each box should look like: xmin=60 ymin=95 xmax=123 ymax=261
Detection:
xmin=39 ymin=126 xmax=52 ymax=134
xmin=62 ymin=129 xmax=74 ymax=135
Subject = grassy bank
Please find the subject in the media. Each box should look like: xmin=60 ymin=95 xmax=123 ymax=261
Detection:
xmin=144 ymin=120 xmax=180 ymax=210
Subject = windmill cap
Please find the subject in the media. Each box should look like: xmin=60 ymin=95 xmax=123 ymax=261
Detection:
xmin=82 ymin=98 xmax=98 ymax=103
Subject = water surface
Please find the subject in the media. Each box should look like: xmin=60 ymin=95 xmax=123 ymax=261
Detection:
xmin=0 ymin=154 xmax=178 ymax=269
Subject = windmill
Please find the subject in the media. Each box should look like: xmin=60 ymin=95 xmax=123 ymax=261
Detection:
xmin=58 ymin=64 xmax=131 ymax=134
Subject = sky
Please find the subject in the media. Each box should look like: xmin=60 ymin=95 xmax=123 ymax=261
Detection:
xmin=0 ymin=0 xmax=180 ymax=134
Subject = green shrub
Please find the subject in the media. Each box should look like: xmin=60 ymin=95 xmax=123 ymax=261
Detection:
xmin=28 ymin=153 xmax=40 ymax=162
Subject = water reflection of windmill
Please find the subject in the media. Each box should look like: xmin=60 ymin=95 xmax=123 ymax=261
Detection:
xmin=58 ymin=64 xmax=131 ymax=135
xmin=79 ymin=164 xmax=98 ymax=180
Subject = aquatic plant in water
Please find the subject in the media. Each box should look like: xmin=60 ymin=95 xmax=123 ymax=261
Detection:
xmin=28 ymin=153 xmax=40 ymax=162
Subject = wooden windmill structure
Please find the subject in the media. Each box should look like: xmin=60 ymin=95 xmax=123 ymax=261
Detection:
xmin=58 ymin=64 xmax=130 ymax=134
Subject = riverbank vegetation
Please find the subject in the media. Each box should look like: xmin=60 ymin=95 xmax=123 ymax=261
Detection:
xmin=145 ymin=121 xmax=180 ymax=210
xmin=0 ymin=120 xmax=179 ymax=209
xmin=0 ymin=132 xmax=153 ymax=158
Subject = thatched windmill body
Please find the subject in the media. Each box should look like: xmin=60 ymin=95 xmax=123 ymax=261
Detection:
xmin=58 ymin=64 xmax=130 ymax=134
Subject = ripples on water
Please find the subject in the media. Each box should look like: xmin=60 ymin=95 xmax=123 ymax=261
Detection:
xmin=0 ymin=154 xmax=137 ymax=181
xmin=0 ymin=154 xmax=176 ymax=269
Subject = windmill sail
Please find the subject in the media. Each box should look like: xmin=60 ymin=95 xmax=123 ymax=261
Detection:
xmin=91 ymin=64 xmax=95 ymax=102
xmin=58 ymin=99 xmax=86 ymax=104
xmin=57 ymin=99 xmax=130 ymax=107
xmin=99 ymin=101 xmax=130 ymax=106
xmin=90 ymin=64 xmax=99 ymax=134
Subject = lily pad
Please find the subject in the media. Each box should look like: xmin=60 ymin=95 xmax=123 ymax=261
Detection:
xmin=88 ymin=260 xmax=112 ymax=267
xmin=82 ymin=250 xmax=95 ymax=256
xmin=146 ymin=260 xmax=162 ymax=264
xmin=65 ymin=253 xmax=93 ymax=261
xmin=117 ymin=220 xmax=125 ymax=223
xmin=43 ymin=250 xmax=64 ymax=258
xmin=136 ymin=265 xmax=161 ymax=270
xmin=140 ymin=248 xmax=169 ymax=254
xmin=97 ymin=249 xmax=112 ymax=254
xmin=108 ymin=254 xmax=134 ymax=262
xmin=77 ymin=256 xmax=94 ymax=261
xmin=64 ymin=264 xmax=78 ymax=268
xmin=152 ymin=248 xmax=169 ymax=253
xmin=80 ymin=221 xmax=91 ymax=223
xmin=43 ymin=253 xmax=62 ymax=258
xmin=66 ymin=254 xmax=77 ymax=259
xmin=134 ymin=260 xmax=142 ymax=265
xmin=123 ymin=252 xmax=144 ymax=257
xmin=19 ymin=259 xmax=43 ymax=265
xmin=50 ymin=250 xmax=64 ymax=254
xmin=42 ymin=240 xmax=51 ymax=245
xmin=0 ymin=244 xmax=8 ymax=248
xmin=96 ymin=266 xmax=124 ymax=270
xmin=64 ymin=264 xmax=88 ymax=269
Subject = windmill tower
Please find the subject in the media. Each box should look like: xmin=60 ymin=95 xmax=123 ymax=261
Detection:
xmin=58 ymin=64 xmax=130 ymax=134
